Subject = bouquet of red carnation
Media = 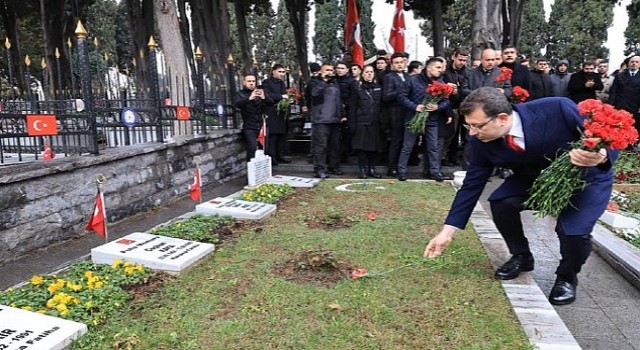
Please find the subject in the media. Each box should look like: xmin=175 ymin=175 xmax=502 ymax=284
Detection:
xmin=510 ymin=86 xmax=529 ymax=103
xmin=525 ymin=99 xmax=639 ymax=218
xmin=407 ymin=81 xmax=455 ymax=134
xmin=276 ymin=87 xmax=303 ymax=113
xmin=495 ymin=67 xmax=512 ymax=88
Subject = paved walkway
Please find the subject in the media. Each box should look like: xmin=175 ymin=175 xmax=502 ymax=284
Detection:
xmin=1 ymin=156 xmax=639 ymax=349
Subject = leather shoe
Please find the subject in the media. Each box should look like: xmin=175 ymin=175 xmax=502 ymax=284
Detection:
xmin=387 ymin=169 xmax=398 ymax=177
xmin=328 ymin=168 xmax=344 ymax=175
xmin=427 ymin=172 xmax=452 ymax=182
xmin=549 ymin=279 xmax=577 ymax=305
xmin=313 ymin=171 xmax=329 ymax=179
xmin=494 ymin=254 xmax=534 ymax=280
xmin=398 ymin=174 xmax=407 ymax=181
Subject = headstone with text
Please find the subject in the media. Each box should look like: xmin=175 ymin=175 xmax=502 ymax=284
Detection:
xmin=91 ymin=232 xmax=215 ymax=274
xmin=195 ymin=197 xmax=276 ymax=220
xmin=0 ymin=304 xmax=87 ymax=350
xmin=266 ymin=175 xmax=320 ymax=188
xmin=247 ymin=150 xmax=272 ymax=187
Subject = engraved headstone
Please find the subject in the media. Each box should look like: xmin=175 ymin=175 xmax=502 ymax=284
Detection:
xmin=91 ymin=232 xmax=215 ymax=274
xmin=0 ymin=304 xmax=87 ymax=350
xmin=267 ymin=175 xmax=320 ymax=188
xmin=247 ymin=150 xmax=272 ymax=187
xmin=195 ymin=197 xmax=276 ymax=220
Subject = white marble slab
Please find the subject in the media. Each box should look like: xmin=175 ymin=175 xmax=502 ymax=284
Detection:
xmin=247 ymin=150 xmax=272 ymax=187
xmin=91 ymin=232 xmax=215 ymax=274
xmin=195 ymin=197 xmax=276 ymax=220
xmin=0 ymin=304 xmax=87 ymax=350
xmin=599 ymin=210 xmax=640 ymax=229
xmin=267 ymin=175 xmax=320 ymax=188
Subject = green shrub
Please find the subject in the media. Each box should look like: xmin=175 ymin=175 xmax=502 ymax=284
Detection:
xmin=241 ymin=183 xmax=295 ymax=204
xmin=151 ymin=214 xmax=234 ymax=243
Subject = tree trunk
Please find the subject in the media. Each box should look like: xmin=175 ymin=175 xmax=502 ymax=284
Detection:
xmin=284 ymin=0 xmax=309 ymax=83
xmin=0 ymin=0 xmax=26 ymax=95
xmin=177 ymin=0 xmax=196 ymax=90
xmin=125 ymin=0 xmax=155 ymax=99
xmin=233 ymin=0 xmax=252 ymax=73
xmin=501 ymin=0 xmax=525 ymax=47
xmin=471 ymin=0 xmax=502 ymax=59
xmin=41 ymin=0 xmax=71 ymax=98
xmin=431 ymin=0 xmax=444 ymax=57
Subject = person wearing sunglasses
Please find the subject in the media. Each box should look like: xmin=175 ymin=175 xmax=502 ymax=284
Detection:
xmin=424 ymin=87 xmax=616 ymax=306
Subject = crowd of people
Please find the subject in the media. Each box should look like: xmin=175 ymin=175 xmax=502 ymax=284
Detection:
xmin=232 ymin=46 xmax=640 ymax=306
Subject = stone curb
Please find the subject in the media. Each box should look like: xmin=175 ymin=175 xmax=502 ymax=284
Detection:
xmin=469 ymin=201 xmax=582 ymax=350
xmin=591 ymin=223 xmax=640 ymax=290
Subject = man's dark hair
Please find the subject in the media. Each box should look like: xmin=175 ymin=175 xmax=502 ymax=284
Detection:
xmin=459 ymin=87 xmax=513 ymax=118
xmin=502 ymin=45 xmax=517 ymax=53
xmin=408 ymin=60 xmax=422 ymax=72
xmin=376 ymin=49 xmax=388 ymax=56
xmin=452 ymin=48 xmax=469 ymax=57
xmin=390 ymin=52 xmax=405 ymax=61
xmin=335 ymin=60 xmax=348 ymax=68
xmin=536 ymin=58 xmax=547 ymax=64
xmin=583 ymin=60 xmax=596 ymax=67
xmin=425 ymin=56 xmax=445 ymax=67
xmin=271 ymin=64 xmax=285 ymax=72
xmin=375 ymin=56 xmax=388 ymax=63
xmin=242 ymin=72 xmax=256 ymax=79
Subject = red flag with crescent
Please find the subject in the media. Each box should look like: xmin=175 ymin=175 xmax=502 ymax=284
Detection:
xmin=345 ymin=0 xmax=364 ymax=66
xmin=257 ymin=119 xmax=266 ymax=148
xmin=86 ymin=190 xmax=106 ymax=238
xmin=26 ymin=115 xmax=58 ymax=136
xmin=389 ymin=0 xmax=406 ymax=53
xmin=176 ymin=106 xmax=190 ymax=120
xmin=190 ymin=168 xmax=202 ymax=202
xmin=42 ymin=142 xmax=55 ymax=161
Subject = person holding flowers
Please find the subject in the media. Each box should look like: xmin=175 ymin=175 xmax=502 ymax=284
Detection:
xmin=396 ymin=56 xmax=452 ymax=181
xmin=424 ymin=87 xmax=637 ymax=306
xmin=262 ymin=64 xmax=292 ymax=165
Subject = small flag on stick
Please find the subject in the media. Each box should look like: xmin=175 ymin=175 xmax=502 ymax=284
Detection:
xmin=42 ymin=142 xmax=55 ymax=161
xmin=86 ymin=188 xmax=106 ymax=238
xmin=190 ymin=168 xmax=202 ymax=202
xmin=257 ymin=119 xmax=267 ymax=149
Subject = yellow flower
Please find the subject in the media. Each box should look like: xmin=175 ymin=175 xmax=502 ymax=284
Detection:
xmin=56 ymin=304 xmax=68 ymax=313
xmin=21 ymin=306 xmax=33 ymax=311
xmin=60 ymin=309 xmax=69 ymax=316
xmin=84 ymin=301 xmax=94 ymax=308
xmin=123 ymin=261 xmax=132 ymax=268
xmin=31 ymin=275 xmax=44 ymax=285
xmin=47 ymin=283 xmax=61 ymax=294
xmin=84 ymin=271 xmax=94 ymax=279
xmin=134 ymin=265 xmax=144 ymax=272
xmin=112 ymin=259 xmax=122 ymax=269
xmin=46 ymin=298 xmax=57 ymax=308
xmin=10 ymin=302 xmax=16 ymax=307
xmin=36 ymin=310 xmax=46 ymax=314
xmin=125 ymin=266 xmax=135 ymax=275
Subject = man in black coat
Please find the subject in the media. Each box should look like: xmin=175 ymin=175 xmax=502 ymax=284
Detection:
xmin=499 ymin=46 xmax=532 ymax=95
xmin=262 ymin=64 xmax=291 ymax=165
xmin=382 ymin=53 xmax=411 ymax=176
xmin=609 ymin=55 xmax=640 ymax=135
xmin=442 ymin=48 xmax=469 ymax=165
xmin=335 ymin=61 xmax=355 ymax=165
xmin=529 ymin=59 xmax=553 ymax=100
xmin=233 ymin=73 xmax=274 ymax=160
xmin=568 ymin=60 xmax=603 ymax=104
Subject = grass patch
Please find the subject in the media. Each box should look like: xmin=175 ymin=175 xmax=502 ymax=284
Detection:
xmin=70 ymin=180 xmax=530 ymax=349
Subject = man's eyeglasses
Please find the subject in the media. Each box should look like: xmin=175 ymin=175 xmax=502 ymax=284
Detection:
xmin=462 ymin=117 xmax=496 ymax=131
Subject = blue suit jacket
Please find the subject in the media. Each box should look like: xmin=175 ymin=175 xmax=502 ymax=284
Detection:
xmin=445 ymin=97 xmax=617 ymax=235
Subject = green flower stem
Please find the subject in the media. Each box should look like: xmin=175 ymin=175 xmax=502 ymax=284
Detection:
xmin=524 ymin=152 xmax=586 ymax=218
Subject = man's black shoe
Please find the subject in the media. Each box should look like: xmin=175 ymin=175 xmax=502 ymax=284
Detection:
xmin=313 ymin=171 xmax=329 ymax=179
xmin=328 ymin=168 xmax=344 ymax=175
xmin=387 ymin=169 xmax=398 ymax=177
xmin=398 ymin=174 xmax=407 ymax=181
xmin=549 ymin=279 xmax=577 ymax=305
xmin=277 ymin=157 xmax=292 ymax=164
xmin=494 ymin=254 xmax=534 ymax=280
xmin=426 ymin=172 xmax=452 ymax=182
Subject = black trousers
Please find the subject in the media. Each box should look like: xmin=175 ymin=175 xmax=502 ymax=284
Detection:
xmin=267 ymin=133 xmax=288 ymax=161
xmin=386 ymin=126 xmax=404 ymax=170
xmin=242 ymin=129 xmax=259 ymax=160
xmin=312 ymin=123 xmax=341 ymax=171
xmin=490 ymin=195 xmax=592 ymax=283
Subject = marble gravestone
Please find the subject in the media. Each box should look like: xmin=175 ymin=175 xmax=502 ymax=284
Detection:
xmin=91 ymin=232 xmax=215 ymax=274
xmin=247 ymin=150 xmax=272 ymax=187
xmin=0 ymin=304 xmax=87 ymax=350
xmin=195 ymin=197 xmax=276 ymax=220
xmin=266 ymin=175 xmax=320 ymax=188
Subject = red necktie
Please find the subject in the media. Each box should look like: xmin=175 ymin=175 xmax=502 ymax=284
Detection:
xmin=505 ymin=135 xmax=524 ymax=153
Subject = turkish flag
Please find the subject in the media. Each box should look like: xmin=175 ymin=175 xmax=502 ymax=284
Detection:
xmin=42 ymin=142 xmax=55 ymax=161
xmin=86 ymin=190 xmax=106 ymax=238
xmin=257 ymin=119 xmax=266 ymax=148
xmin=190 ymin=168 xmax=202 ymax=202
xmin=389 ymin=0 xmax=406 ymax=53
xmin=176 ymin=106 xmax=190 ymax=120
xmin=26 ymin=115 xmax=58 ymax=136
xmin=345 ymin=0 xmax=364 ymax=66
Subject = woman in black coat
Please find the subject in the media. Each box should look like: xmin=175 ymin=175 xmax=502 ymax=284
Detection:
xmin=348 ymin=65 xmax=383 ymax=178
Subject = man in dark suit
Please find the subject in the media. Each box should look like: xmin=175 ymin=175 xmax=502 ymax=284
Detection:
xmin=568 ymin=60 xmax=603 ymax=104
xmin=233 ymin=73 xmax=273 ymax=160
xmin=262 ymin=64 xmax=291 ymax=165
xmin=382 ymin=52 xmax=411 ymax=176
xmin=609 ymin=55 xmax=640 ymax=135
xmin=424 ymin=87 xmax=617 ymax=306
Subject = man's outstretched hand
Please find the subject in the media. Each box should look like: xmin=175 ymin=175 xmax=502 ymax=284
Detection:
xmin=423 ymin=226 xmax=456 ymax=258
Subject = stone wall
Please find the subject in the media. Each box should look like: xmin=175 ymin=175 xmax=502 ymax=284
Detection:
xmin=0 ymin=131 xmax=246 ymax=263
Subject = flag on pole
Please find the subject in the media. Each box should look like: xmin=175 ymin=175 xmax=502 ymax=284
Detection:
xmin=345 ymin=0 xmax=364 ymax=66
xmin=189 ymin=168 xmax=202 ymax=202
xmin=389 ymin=0 xmax=406 ymax=53
xmin=257 ymin=119 xmax=266 ymax=148
xmin=86 ymin=190 xmax=106 ymax=238
xmin=42 ymin=142 xmax=55 ymax=161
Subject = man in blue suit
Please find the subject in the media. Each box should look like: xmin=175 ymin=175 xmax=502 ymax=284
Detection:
xmin=424 ymin=87 xmax=616 ymax=305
